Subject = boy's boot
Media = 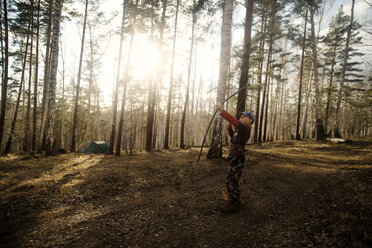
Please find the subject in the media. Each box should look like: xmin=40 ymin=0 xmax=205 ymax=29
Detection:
xmin=219 ymin=199 xmax=240 ymax=213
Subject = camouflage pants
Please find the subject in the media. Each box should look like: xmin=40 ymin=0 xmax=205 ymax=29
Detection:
xmin=226 ymin=155 xmax=245 ymax=202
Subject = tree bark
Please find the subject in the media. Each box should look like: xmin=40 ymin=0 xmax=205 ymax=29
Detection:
xmin=180 ymin=0 xmax=196 ymax=149
xmin=71 ymin=0 xmax=88 ymax=152
xmin=325 ymin=44 xmax=337 ymax=134
xmin=207 ymin=0 xmax=233 ymax=159
xmin=32 ymin=0 xmax=41 ymax=151
xmin=254 ymin=3 xmax=267 ymax=142
xmin=309 ymin=3 xmax=325 ymax=141
xmin=164 ymin=0 xmax=179 ymax=149
xmin=24 ymin=0 xmax=34 ymax=153
xmin=39 ymin=0 xmax=53 ymax=152
xmin=334 ymin=0 xmax=355 ymax=138
xmin=296 ymin=7 xmax=308 ymax=140
xmin=108 ymin=0 xmax=127 ymax=154
xmin=44 ymin=0 xmax=64 ymax=155
xmin=259 ymin=3 xmax=275 ymax=142
xmin=116 ymin=0 xmax=139 ymax=156
xmin=3 ymin=18 xmax=32 ymax=155
xmin=0 ymin=0 xmax=9 ymax=150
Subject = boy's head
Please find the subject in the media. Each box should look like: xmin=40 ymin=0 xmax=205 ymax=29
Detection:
xmin=239 ymin=112 xmax=254 ymax=126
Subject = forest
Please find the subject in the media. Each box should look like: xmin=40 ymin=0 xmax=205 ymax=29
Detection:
xmin=0 ymin=0 xmax=371 ymax=247
xmin=0 ymin=0 xmax=370 ymax=155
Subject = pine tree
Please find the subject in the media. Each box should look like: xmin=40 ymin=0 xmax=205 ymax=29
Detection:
xmin=207 ymin=0 xmax=233 ymax=159
xmin=0 ymin=0 xmax=9 ymax=151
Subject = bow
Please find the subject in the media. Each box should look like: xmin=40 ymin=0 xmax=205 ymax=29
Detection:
xmin=196 ymin=84 xmax=250 ymax=164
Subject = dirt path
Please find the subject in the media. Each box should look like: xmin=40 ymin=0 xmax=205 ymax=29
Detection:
xmin=1 ymin=141 xmax=371 ymax=247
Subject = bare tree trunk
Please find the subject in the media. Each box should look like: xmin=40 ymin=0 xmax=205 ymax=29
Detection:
xmin=59 ymin=36 xmax=66 ymax=149
xmin=32 ymin=0 xmax=41 ymax=152
xmin=116 ymin=0 xmax=139 ymax=156
xmin=108 ymin=0 xmax=126 ymax=154
xmin=236 ymin=0 xmax=254 ymax=118
xmin=301 ymin=67 xmax=313 ymax=139
xmin=296 ymin=7 xmax=308 ymax=140
xmin=180 ymin=0 xmax=196 ymax=149
xmin=44 ymin=0 xmax=64 ymax=155
xmin=24 ymin=0 xmax=34 ymax=153
xmin=164 ymin=0 xmax=179 ymax=149
xmin=71 ymin=0 xmax=88 ymax=152
xmin=254 ymin=3 xmax=267 ymax=142
xmin=207 ymin=0 xmax=233 ymax=159
xmin=259 ymin=6 xmax=274 ymax=142
xmin=0 ymin=0 xmax=9 ymax=150
xmin=334 ymin=0 xmax=355 ymax=138
xmin=4 ymin=19 xmax=32 ymax=154
xmin=309 ymin=3 xmax=325 ymax=141
xmin=39 ymin=0 xmax=53 ymax=152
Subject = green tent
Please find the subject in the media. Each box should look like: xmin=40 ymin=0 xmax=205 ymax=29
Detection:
xmin=85 ymin=141 xmax=109 ymax=154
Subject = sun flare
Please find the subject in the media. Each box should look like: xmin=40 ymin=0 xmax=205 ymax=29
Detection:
xmin=130 ymin=37 xmax=160 ymax=80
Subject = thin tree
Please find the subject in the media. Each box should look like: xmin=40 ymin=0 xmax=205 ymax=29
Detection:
xmin=24 ymin=0 xmax=35 ymax=153
xmin=71 ymin=0 xmax=88 ymax=152
xmin=180 ymin=0 xmax=196 ymax=149
xmin=0 ymin=0 xmax=9 ymax=150
xmin=146 ymin=0 xmax=167 ymax=151
xmin=334 ymin=0 xmax=355 ymax=138
xmin=116 ymin=0 xmax=139 ymax=156
xmin=3 ymin=15 xmax=32 ymax=155
xmin=32 ymin=0 xmax=41 ymax=151
xmin=44 ymin=0 xmax=64 ymax=154
xmin=296 ymin=7 xmax=308 ymax=140
xmin=39 ymin=0 xmax=53 ymax=151
xmin=108 ymin=0 xmax=126 ymax=154
xmin=235 ymin=0 xmax=254 ymax=117
xmin=164 ymin=0 xmax=180 ymax=149
xmin=259 ymin=1 xmax=276 ymax=143
xmin=207 ymin=0 xmax=233 ymax=158
xmin=308 ymin=0 xmax=325 ymax=141
xmin=253 ymin=2 xmax=268 ymax=142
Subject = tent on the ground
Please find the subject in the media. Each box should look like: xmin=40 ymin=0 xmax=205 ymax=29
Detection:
xmin=79 ymin=141 xmax=91 ymax=153
xmin=85 ymin=141 xmax=109 ymax=154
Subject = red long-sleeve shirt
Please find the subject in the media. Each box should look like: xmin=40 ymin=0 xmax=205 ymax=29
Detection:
xmin=220 ymin=109 xmax=252 ymax=157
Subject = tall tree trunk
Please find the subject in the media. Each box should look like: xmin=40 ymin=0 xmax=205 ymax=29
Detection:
xmin=44 ymin=0 xmax=64 ymax=155
xmin=207 ymin=0 xmax=233 ymax=158
xmin=116 ymin=0 xmax=139 ymax=156
xmin=146 ymin=0 xmax=167 ymax=151
xmin=254 ymin=3 xmax=267 ymax=142
xmin=236 ymin=0 xmax=254 ymax=117
xmin=259 ymin=4 xmax=275 ymax=142
xmin=325 ymin=44 xmax=337 ymax=134
xmin=164 ymin=0 xmax=179 ymax=149
xmin=71 ymin=0 xmax=88 ymax=152
xmin=301 ymin=66 xmax=313 ymax=139
xmin=4 ymin=20 xmax=32 ymax=154
xmin=296 ymin=7 xmax=308 ymax=140
xmin=180 ymin=0 xmax=196 ymax=149
xmin=108 ymin=0 xmax=126 ymax=154
xmin=146 ymin=77 xmax=155 ymax=151
xmin=39 ymin=0 xmax=53 ymax=152
xmin=24 ymin=0 xmax=34 ymax=153
xmin=309 ymin=3 xmax=325 ymax=141
xmin=32 ymin=0 xmax=41 ymax=151
xmin=87 ymin=25 xmax=94 ymax=141
xmin=0 ymin=0 xmax=9 ymax=150
xmin=59 ymin=36 xmax=66 ymax=149
xmin=334 ymin=0 xmax=355 ymax=138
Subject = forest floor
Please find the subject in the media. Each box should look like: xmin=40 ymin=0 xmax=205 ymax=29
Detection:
xmin=0 ymin=140 xmax=371 ymax=248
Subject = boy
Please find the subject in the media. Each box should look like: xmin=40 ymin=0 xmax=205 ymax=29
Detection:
xmin=217 ymin=105 xmax=254 ymax=213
